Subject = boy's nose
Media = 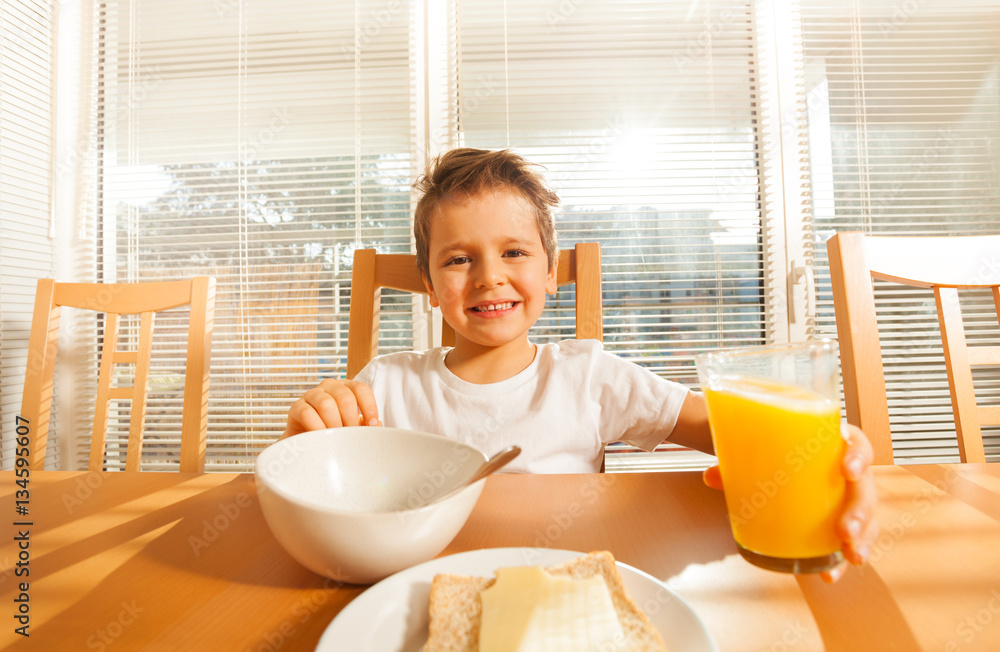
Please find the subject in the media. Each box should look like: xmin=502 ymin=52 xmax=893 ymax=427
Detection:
xmin=474 ymin=258 xmax=505 ymax=288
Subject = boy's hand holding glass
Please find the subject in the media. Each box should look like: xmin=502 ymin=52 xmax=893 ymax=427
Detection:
xmin=696 ymin=341 xmax=878 ymax=583
xmin=701 ymin=422 xmax=876 ymax=582
xmin=283 ymin=379 xmax=381 ymax=439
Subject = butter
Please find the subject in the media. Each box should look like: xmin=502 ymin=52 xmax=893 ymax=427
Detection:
xmin=479 ymin=566 xmax=625 ymax=652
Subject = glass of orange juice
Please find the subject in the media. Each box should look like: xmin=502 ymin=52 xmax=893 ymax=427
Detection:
xmin=695 ymin=340 xmax=845 ymax=574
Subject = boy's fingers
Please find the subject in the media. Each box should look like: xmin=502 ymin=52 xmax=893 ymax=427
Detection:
xmin=702 ymin=465 xmax=723 ymax=491
xmin=329 ymin=385 xmax=363 ymax=427
xmin=294 ymin=400 xmax=331 ymax=431
xmin=841 ymin=423 xmax=874 ymax=481
xmin=302 ymin=383 xmax=347 ymax=428
xmin=282 ymin=398 xmax=329 ymax=438
xmin=820 ymin=562 xmax=847 ymax=584
xmin=842 ymin=509 xmax=878 ymax=566
xmin=282 ymin=378 xmax=382 ymax=438
xmin=821 ymin=509 xmax=879 ymax=582
xmin=837 ymin=423 xmax=878 ymax=566
xmin=837 ymin=471 xmax=878 ymax=566
xmin=345 ymin=380 xmax=381 ymax=427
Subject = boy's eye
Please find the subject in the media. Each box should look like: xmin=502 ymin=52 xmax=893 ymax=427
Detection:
xmin=503 ymin=249 xmax=528 ymax=258
xmin=444 ymin=256 xmax=470 ymax=266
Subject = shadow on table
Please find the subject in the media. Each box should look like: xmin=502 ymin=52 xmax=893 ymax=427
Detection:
xmin=797 ymin=566 xmax=922 ymax=651
xmin=27 ymin=475 xmax=309 ymax=587
xmin=10 ymin=475 xmax=356 ymax=650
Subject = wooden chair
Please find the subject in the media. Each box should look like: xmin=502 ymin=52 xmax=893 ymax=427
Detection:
xmin=347 ymin=242 xmax=603 ymax=378
xmin=827 ymin=232 xmax=1000 ymax=464
xmin=21 ymin=278 xmax=216 ymax=472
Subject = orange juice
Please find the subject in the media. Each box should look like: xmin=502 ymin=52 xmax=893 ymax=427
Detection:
xmin=704 ymin=376 xmax=845 ymax=560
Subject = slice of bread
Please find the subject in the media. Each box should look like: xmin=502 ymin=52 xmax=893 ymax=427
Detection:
xmin=423 ymin=550 xmax=667 ymax=651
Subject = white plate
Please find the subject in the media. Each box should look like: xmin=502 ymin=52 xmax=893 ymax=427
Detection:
xmin=316 ymin=547 xmax=717 ymax=651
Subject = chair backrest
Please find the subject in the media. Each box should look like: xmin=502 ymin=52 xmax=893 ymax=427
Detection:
xmin=21 ymin=277 xmax=216 ymax=472
xmin=827 ymin=232 xmax=1000 ymax=464
xmin=347 ymin=242 xmax=602 ymax=379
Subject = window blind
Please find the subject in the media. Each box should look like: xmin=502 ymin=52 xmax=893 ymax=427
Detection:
xmin=28 ymin=0 xmax=996 ymax=471
xmin=0 ymin=0 xmax=54 ymax=469
xmin=802 ymin=0 xmax=1000 ymax=462
xmin=454 ymin=0 xmax=764 ymax=467
xmin=87 ymin=0 xmax=417 ymax=470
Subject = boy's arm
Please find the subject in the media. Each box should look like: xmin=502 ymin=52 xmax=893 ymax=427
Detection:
xmin=666 ymin=391 xmax=714 ymax=455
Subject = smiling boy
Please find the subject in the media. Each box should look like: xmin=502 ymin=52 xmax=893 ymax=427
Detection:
xmin=284 ymin=148 xmax=877 ymax=580
xmin=421 ymin=189 xmax=555 ymax=384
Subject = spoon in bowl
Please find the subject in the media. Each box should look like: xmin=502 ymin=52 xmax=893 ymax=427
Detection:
xmin=431 ymin=445 xmax=521 ymax=505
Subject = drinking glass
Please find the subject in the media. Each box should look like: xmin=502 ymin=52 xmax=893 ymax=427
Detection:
xmin=695 ymin=340 xmax=845 ymax=573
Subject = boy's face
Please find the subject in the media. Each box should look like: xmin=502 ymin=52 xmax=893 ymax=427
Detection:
xmin=422 ymin=190 xmax=557 ymax=351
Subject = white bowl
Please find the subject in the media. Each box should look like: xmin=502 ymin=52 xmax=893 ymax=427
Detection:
xmin=254 ymin=427 xmax=488 ymax=584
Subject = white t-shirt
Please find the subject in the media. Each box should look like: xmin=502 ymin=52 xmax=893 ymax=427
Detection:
xmin=354 ymin=339 xmax=690 ymax=474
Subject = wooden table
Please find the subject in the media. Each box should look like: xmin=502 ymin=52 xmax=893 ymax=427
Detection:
xmin=2 ymin=465 xmax=999 ymax=651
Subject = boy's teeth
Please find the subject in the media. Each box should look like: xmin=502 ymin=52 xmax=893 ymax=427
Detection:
xmin=475 ymin=302 xmax=513 ymax=312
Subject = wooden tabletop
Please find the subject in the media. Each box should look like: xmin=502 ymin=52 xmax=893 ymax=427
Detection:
xmin=2 ymin=464 xmax=999 ymax=651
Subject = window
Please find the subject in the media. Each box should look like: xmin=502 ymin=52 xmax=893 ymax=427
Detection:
xmin=2 ymin=0 xmax=998 ymax=470
xmin=75 ymin=0 xmax=417 ymax=469
xmin=803 ymin=0 xmax=1000 ymax=461
xmin=454 ymin=0 xmax=765 ymax=469
xmin=0 ymin=0 xmax=55 ymax=466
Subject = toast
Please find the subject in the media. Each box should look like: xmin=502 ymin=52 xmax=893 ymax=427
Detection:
xmin=423 ymin=550 xmax=667 ymax=651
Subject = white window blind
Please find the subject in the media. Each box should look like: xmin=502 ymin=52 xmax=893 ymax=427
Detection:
xmin=8 ymin=0 xmax=995 ymax=470
xmin=454 ymin=0 xmax=765 ymax=467
xmin=85 ymin=0 xmax=417 ymax=470
xmin=0 ymin=0 xmax=54 ymax=469
xmin=802 ymin=0 xmax=1000 ymax=462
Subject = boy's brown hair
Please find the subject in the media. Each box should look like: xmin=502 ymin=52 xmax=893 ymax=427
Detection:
xmin=413 ymin=148 xmax=559 ymax=282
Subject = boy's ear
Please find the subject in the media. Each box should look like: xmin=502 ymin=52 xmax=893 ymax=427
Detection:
xmin=422 ymin=272 xmax=440 ymax=308
xmin=545 ymin=254 xmax=558 ymax=295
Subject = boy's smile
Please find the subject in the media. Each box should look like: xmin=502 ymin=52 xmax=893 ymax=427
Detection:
xmin=422 ymin=190 xmax=557 ymax=379
xmin=470 ymin=301 xmax=516 ymax=316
